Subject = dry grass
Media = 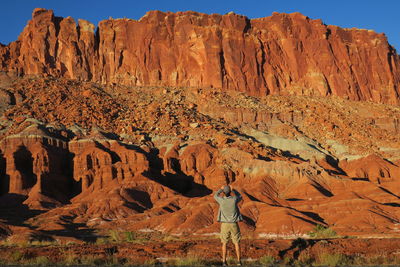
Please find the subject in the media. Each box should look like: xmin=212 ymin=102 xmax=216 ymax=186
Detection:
xmin=96 ymin=230 xmax=149 ymax=245
xmin=258 ymin=254 xmax=277 ymax=265
xmin=308 ymin=224 xmax=337 ymax=239
xmin=173 ymin=255 xmax=207 ymax=266
xmin=316 ymin=252 xmax=351 ymax=266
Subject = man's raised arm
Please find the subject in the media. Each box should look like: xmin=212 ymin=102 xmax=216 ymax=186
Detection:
xmin=231 ymin=186 xmax=242 ymax=202
xmin=214 ymin=187 xmax=223 ymax=202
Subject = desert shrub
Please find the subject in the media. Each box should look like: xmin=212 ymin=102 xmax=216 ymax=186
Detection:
xmin=173 ymin=255 xmax=206 ymax=266
xmin=32 ymin=256 xmax=51 ymax=266
xmin=282 ymin=256 xmax=293 ymax=265
xmin=96 ymin=236 xmax=110 ymax=245
xmin=296 ymin=251 xmax=315 ymax=266
xmin=63 ymin=251 xmax=79 ymax=265
xmin=100 ymin=230 xmax=144 ymax=244
xmin=143 ymin=258 xmax=159 ymax=265
xmin=125 ymin=231 xmax=136 ymax=242
xmin=162 ymin=234 xmax=180 ymax=242
xmin=17 ymin=241 xmax=30 ymax=248
xmin=317 ymin=253 xmax=351 ymax=266
xmin=364 ymin=254 xmax=396 ymax=265
xmin=81 ymin=255 xmax=121 ymax=266
xmin=80 ymin=255 xmax=107 ymax=266
xmin=109 ymin=229 xmax=121 ymax=242
xmin=308 ymin=224 xmax=337 ymax=238
xmin=104 ymin=255 xmax=122 ymax=265
xmin=10 ymin=250 xmax=26 ymax=262
xmin=0 ymin=239 xmax=11 ymax=246
xmin=225 ymin=256 xmax=240 ymax=265
xmin=346 ymin=252 xmax=400 ymax=265
xmin=29 ymin=240 xmax=58 ymax=247
xmin=351 ymin=254 xmax=372 ymax=265
xmin=389 ymin=255 xmax=400 ymax=265
xmin=259 ymin=255 xmax=277 ymax=265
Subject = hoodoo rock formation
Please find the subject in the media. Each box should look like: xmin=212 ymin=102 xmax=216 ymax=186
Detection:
xmin=0 ymin=8 xmax=400 ymax=104
xmin=0 ymin=8 xmax=399 ymax=243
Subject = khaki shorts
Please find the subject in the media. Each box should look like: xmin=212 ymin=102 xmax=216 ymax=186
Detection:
xmin=220 ymin=222 xmax=241 ymax=244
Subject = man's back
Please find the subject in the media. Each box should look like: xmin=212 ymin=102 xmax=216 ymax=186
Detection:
xmin=214 ymin=186 xmax=243 ymax=266
xmin=214 ymin=189 xmax=243 ymax=223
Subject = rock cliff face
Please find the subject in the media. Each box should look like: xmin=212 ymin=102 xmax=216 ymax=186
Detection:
xmin=1 ymin=8 xmax=400 ymax=104
xmin=0 ymin=75 xmax=399 ymax=239
xmin=1 ymin=8 xmax=400 ymax=242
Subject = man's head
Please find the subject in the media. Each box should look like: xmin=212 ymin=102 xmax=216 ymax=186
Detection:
xmin=223 ymin=185 xmax=231 ymax=196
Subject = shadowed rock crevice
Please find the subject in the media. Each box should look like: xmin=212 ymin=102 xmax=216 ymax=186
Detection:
xmin=310 ymin=181 xmax=333 ymax=197
xmin=0 ymin=193 xmax=46 ymax=227
xmin=0 ymin=152 xmax=8 ymax=196
xmin=13 ymin=146 xmax=36 ymax=190
xmin=144 ymin=148 xmax=212 ymax=197
xmin=122 ymin=188 xmax=153 ymax=211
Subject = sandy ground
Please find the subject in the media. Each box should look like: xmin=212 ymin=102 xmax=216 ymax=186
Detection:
xmin=1 ymin=237 xmax=400 ymax=265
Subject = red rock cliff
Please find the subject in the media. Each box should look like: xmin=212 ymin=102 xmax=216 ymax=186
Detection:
xmin=1 ymin=8 xmax=400 ymax=104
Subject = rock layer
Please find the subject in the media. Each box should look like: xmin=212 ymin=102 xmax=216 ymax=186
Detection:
xmin=0 ymin=76 xmax=399 ymax=238
xmin=1 ymin=8 xmax=400 ymax=104
xmin=0 ymin=9 xmax=400 ymax=241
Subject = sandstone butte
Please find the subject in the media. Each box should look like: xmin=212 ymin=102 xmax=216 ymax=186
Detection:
xmin=0 ymin=8 xmax=399 ymax=245
xmin=1 ymin=8 xmax=400 ymax=104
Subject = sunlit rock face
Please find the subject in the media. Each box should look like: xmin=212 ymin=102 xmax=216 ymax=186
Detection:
xmin=1 ymin=8 xmax=399 ymax=104
xmin=0 ymin=8 xmax=400 ymax=240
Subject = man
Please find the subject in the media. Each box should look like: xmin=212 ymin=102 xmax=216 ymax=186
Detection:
xmin=214 ymin=185 xmax=243 ymax=266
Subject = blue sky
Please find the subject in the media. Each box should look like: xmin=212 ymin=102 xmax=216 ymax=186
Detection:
xmin=1 ymin=0 xmax=399 ymax=51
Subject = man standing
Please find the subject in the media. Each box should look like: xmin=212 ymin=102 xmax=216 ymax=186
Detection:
xmin=214 ymin=185 xmax=243 ymax=266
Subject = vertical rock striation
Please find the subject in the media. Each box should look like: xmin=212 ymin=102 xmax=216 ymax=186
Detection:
xmin=0 ymin=8 xmax=399 ymax=104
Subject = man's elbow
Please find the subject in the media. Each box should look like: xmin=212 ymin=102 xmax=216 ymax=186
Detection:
xmin=214 ymin=190 xmax=222 ymax=200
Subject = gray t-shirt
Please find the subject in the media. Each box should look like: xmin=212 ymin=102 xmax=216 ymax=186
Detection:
xmin=214 ymin=189 xmax=243 ymax=223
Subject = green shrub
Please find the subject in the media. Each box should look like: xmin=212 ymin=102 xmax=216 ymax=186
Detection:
xmin=259 ymin=255 xmax=277 ymax=265
xmin=105 ymin=255 xmax=121 ymax=265
xmin=63 ymin=252 xmax=79 ymax=265
xmin=226 ymin=256 xmax=240 ymax=265
xmin=173 ymin=256 xmax=206 ymax=266
xmin=96 ymin=237 xmax=110 ymax=245
xmin=308 ymin=224 xmax=337 ymax=238
xmin=96 ymin=230 xmax=147 ymax=245
xmin=125 ymin=231 xmax=136 ymax=242
xmin=283 ymin=256 xmax=293 ymax=265
xmin=317 ymin=253 xmax=350 ymax=266
xmin=363 ymin=254 xmax=399 ymax=265
xmin=296 ymin=252 xmax=315 ymax=265
xmin=32 ymin=256 xmax=51 ymax=266
xmin=80 ymin=255 xmax=107 ymax=266
xmin=109 ymin=230 xmax=121 ymax=242
xmin=162 ymin=234 xmax=179 ymax=242
xmin=10 ymin=250 xmax=25 ymax=262
xmin=29 ymin=240 xmax=58 ymax=247
xmin=143 ymin=258 xmax=159 ymax=265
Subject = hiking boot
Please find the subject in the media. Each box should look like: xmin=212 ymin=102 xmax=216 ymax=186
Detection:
xmin=237 ymin=260 xmax=242 ymax=266
xmin=222 ymin=261 xmax=227 ymax=266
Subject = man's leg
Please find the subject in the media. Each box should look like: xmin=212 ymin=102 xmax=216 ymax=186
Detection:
xmin=231 ymin=223 xmax=242 ymax=265
xmin=234 ymin=242 xmax=241 ymax=262
xmin=220 ymin=223 xmax=229 ymax=264
xmin=222 ymin=242 xmax=227 ymax=264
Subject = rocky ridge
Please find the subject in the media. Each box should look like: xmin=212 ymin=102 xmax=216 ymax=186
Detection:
xmin=0 ymin=8 xmax=400 ymax=104
xmin=0 ymin=74 xmax=399 ymax=241
xmin=0 ymin=9 xmax=399 ymax=243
